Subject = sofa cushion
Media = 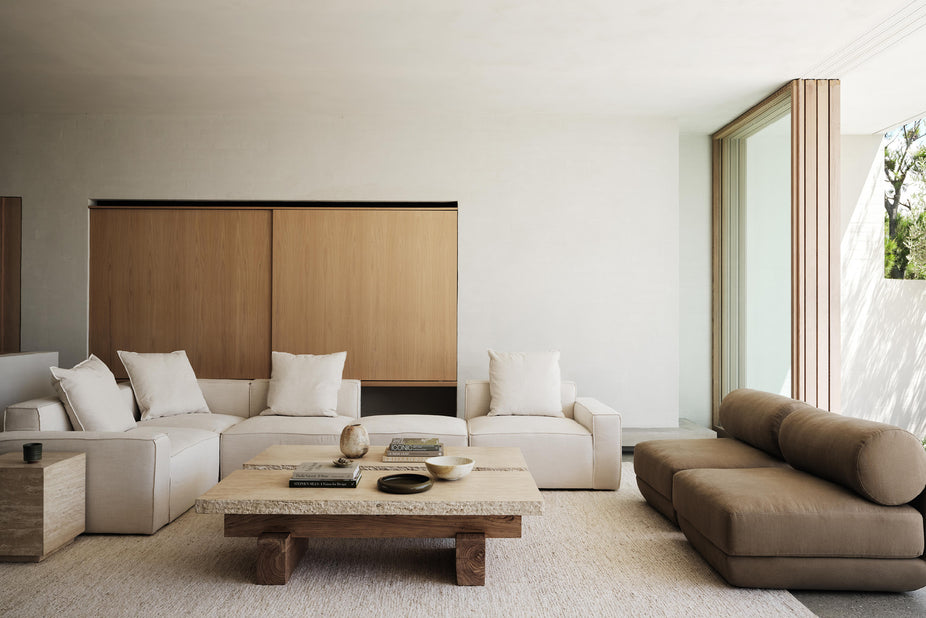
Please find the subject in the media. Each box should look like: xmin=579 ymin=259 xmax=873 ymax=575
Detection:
xmin=128 ymin=426 xmax=218 ymax=458
xmin=634 ymin=438 xmax=787 ymax=506
xmin=129 ymin=425 xmax=219 ymax=521
xmin=779 ymin=409 xmax=926 ymax=506
xmin=487 ymin=349 xmax=563 ymax=417
xmin=263 ymin=351 xmax=346 ymax=417
xmin=673 ymin=467 xmax=924 ymax=559
xmin=219 ymin=414 xmax=354 ymax=478
xmin=49 ymin=355 xmax=136 ymax=432
xmin=718 ymin=389 xmax=811 ymax=458
xmin=118 ymin=350 xmax=210 ymax=420
xmin=360 ymin=414 xmax=468 ymax=446
xmin=197 ymin=379 xmax=251 ymax=416
xmin=467 ymin=415 xmax=593 ymax=488
xmin=137 ymin=413 xmax=243 ymax=434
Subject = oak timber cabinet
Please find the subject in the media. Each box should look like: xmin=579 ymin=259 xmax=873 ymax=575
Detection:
xmin=89 ymin=203 xmax=457 ymax=386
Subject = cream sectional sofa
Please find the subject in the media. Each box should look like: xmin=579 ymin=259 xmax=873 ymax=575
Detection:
xmin=1 ymin=375 xmax=620 ymax=534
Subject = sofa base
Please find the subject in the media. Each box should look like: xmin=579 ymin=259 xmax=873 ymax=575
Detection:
xmin=636 ymin=476 xmax=677 ymax=524
xmin=679 ymin=514 xmax=926 ymax=592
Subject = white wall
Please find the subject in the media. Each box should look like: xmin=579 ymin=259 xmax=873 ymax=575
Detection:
xmin=0 ymin=111 xmax=680 ymax=427
xmin=841 ymin=133 xmax=926 ymax=435
xmin=678 ymin=134 xmax=712 ymax=427
xmin=0 ymin=351 xmax=58 ymax=415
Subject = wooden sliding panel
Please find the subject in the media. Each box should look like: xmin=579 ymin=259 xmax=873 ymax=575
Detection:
xmin=89 ymin=209 xmax=272 ymax=379
xmin=792 ymin=79 xmax=840 ymax=411
xmin=0 ymin=197 xmax=21 ymax=353
xmin=273 ymin=209 xmax=457 ymax=383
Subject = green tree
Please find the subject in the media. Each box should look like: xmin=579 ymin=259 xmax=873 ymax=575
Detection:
xmin=905 ymin=208 xmax=926 ymax=279
xmin=884 ymin=120 xmax=926 ymax=279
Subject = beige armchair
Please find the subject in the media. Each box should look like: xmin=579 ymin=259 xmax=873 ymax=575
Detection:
xmin=464 ymin=380 xmax=621 ymax=489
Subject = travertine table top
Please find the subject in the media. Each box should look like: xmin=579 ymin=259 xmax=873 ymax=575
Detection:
xmin=243 ymin=444 xmax=530 ymax=472
xmin=197 ymin=445 xmax=543 ymax=517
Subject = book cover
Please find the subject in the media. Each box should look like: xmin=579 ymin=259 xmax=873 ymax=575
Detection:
xmin=289 ymin=472 xmax=362 ymax=488
xmin=382 ymin=450 xmax=442 ymax=463
xmin=291 ymin=461 xmax=360 ymax=481
xmin=388 ymin=437 xmax=442 ymax=451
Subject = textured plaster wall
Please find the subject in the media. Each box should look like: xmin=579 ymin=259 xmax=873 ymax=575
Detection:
xmin=677 ymin=133 xmax=712 ymax=427
xmin=841 ymin=133 xmax=926 ymax=436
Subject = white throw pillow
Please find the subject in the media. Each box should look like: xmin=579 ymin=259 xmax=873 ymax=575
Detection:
xmin=50 ymin=355 xmax=136 ymax=432
xmin=263 ymin=351 xmax=346 ymax=417
xmin=117 ymin=350 xmax=210 ymax=420
xmin=487 ymin=349 xmax=563 ymax=417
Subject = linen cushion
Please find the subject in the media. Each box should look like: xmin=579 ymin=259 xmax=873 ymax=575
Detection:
xmin=117 ymin=350 xmax=211 ymax=420
xmin=718 ymin=388 xmax=812 ymax=458
xmin=263 ymin=351 xmax=346 ymax=417
xmin=49 ymin=354 xmax=136 ymax=432
xmin=487 ymin=349 xmax=563 ymax=416
xmin=359 ymin=414 xmax=468 ymax=447
xmin=778 ymin=409 xmax=926 ymax=506
xmin=136 ymin=413 xmax=243 ymax=433
xmin=467 ymin=414 xmax=592 ymax=488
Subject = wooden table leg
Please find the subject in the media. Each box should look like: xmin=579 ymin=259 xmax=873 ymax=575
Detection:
xmin=455 ymin=532 xmax=486 ymax=586
xmin=256 ymin=532 xmax=307 ymax=585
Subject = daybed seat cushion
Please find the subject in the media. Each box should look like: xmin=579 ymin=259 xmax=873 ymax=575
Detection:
xmin=220 ymin=414 xmax=354 ymax=478
xmin=674 ymin=466 xmax=926 ymax=591
xmin=633 ymin=438 xmax=789 ymax=523
xmin=467 ymin=415 xmax=592 ymax=488
xmin=136 ymin=413 xmax=243 ymax=434
xmin=360 ymin=414 xmax=468 ymax=447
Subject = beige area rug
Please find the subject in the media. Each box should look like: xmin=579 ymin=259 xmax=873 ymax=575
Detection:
xmin=1 ymin=463 xmax=812 ymax=617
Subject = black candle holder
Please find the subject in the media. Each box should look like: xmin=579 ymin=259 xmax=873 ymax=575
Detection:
xmin=22 ymin=442 xmax=42 ymax=463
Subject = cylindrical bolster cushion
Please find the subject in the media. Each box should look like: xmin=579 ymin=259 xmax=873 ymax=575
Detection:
xmin=719 ymin=389 xmax=813 ymax=458
xmin=779 ymin=409 xmax=926 ymax=505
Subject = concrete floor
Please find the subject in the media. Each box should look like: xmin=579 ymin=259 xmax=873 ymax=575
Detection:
xmin=622 ymin=449 xmax=926 ymax=616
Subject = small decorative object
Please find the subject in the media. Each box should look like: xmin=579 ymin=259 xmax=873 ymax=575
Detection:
xmin=426 ymin=456 xmax=475 ymax=481
xmin=22 ymin=442 xmax=42 ymax=464
xmin=339 ymin=423 xmax=369 ymax=458
xmin=332 ymin=457 xmax=352 ymax=467
xmin=377 ymin=473 xmax=433 ymax=494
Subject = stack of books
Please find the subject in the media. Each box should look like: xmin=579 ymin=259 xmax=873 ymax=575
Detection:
xmin=289 ymin=461 xmax=362 ymax=488
xmin=382 ymin=437 xmax=443 ymax=462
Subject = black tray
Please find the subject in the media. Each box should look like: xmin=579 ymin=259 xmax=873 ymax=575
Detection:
xmin=377 ymin=473 xmax=433 ymax=494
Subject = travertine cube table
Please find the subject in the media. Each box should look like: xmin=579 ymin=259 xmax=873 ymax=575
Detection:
xmin=0 ymin=451 xmax=86 ymax=562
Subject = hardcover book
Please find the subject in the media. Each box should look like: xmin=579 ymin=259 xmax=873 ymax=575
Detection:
xmin=289 ymin=472 xmax=362 ymax=488
xmin=388 ymin=438 xmax=442 ymax=451
xmin=291 ymin=461 xmax=360 ymax=481
xmin=382 ymin=448 xmax=443 ymax=463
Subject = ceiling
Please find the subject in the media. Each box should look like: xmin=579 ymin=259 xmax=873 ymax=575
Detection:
xmin=0 ymin=0 xmax=923 ymax=133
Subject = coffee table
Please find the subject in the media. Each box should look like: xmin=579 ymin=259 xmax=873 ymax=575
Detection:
xmin=195 ymin=445 xmax=543 ymax=586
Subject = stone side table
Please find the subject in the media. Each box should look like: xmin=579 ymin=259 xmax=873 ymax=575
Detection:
xmin=0 ymin=451 xmax=86 ymax=561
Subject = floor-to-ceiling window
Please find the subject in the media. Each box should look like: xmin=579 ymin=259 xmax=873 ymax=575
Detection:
xmin=712 ymin=80 xmax=841 ymax=425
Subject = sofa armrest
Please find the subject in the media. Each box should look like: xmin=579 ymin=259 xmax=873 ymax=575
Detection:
xmin=3 ymin=397 xmax=72 ymax=431
xmin=0 ymin=430 xmax=172 ymax=534
xmin=574 ymin=397 xmax=622 ymax=490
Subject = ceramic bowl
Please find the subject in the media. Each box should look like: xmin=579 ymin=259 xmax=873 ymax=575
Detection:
xmin=425 ymin=455 xmax=475 ymax=481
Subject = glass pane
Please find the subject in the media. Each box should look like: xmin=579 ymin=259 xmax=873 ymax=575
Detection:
xmin=743 ymin=113 xmax=791 ymax=395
